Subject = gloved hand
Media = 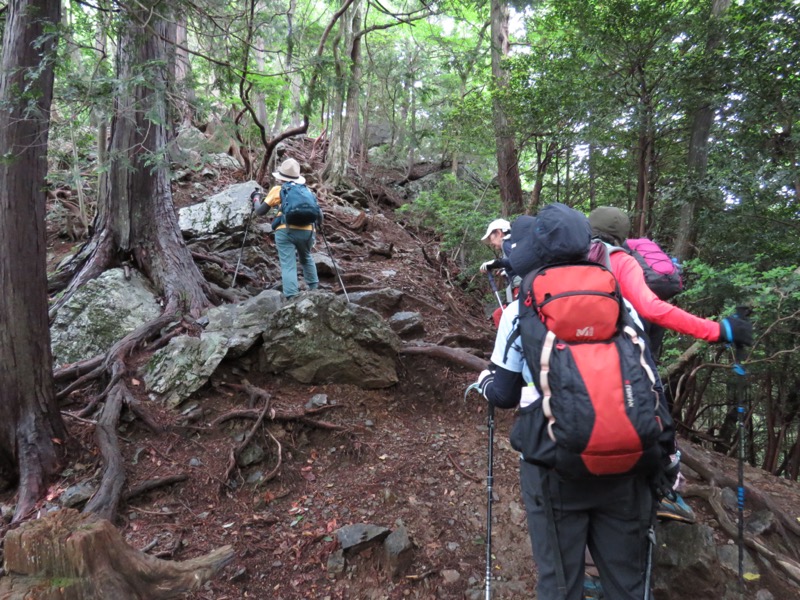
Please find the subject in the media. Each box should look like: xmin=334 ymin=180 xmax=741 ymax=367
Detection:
xmin=480 ymin=259 xmax=500 ymax=274
xmin=719 ymin=316 xmax=753 ymax=346
xmin=651 ymin=453 xmax=681 ymax=500
xmin=476 ymin=368 xmax=495 ymax=400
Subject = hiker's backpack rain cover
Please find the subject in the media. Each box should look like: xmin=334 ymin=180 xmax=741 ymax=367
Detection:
xmin=280 ymin=182 xmax=322 ymax=227
xmin=507 ymin=204 xmax=674 ymax=478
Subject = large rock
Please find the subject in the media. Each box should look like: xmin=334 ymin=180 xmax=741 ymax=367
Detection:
xmin=178 ymin=181 xmax=261 ymax=237
xmin=259 ymin=293 xmax=400 ymax=388
xmin=143 ymin=291 xmax=283 ymax=407
xmin=144 ymin=332 xmax=230 ymax=409
xmin=653 ymin=522 xmax=726 ymax=599
xmin=50 ymin=268 xmax=162 ymax=367
xmin=347 ymin=288 xmax=404 ymax=316
xmin=205 ymin=290 xmax=283 ymax=357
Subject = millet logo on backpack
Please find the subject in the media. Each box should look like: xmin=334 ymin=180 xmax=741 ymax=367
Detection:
xmin=624 ymin=380 xmax=634 ymax=407
xmin=576 ymin=326 xmax=594 ymax=337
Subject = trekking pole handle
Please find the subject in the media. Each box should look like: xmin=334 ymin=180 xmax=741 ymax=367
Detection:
xmin=486 ymin=272 xmax=505 ymax=312
xmin=733 ymin=305 xmax=752 ymax=373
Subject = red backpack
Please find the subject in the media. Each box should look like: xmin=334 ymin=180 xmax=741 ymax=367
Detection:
xmin=510 ymin=261 xmax=673 ymax=477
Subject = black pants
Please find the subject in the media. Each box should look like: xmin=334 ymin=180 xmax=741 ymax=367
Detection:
xmin=520 ymin=461 xmax=655 ymax=600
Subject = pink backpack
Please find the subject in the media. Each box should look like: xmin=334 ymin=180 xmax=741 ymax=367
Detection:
xmin=623 ymin=238 xmax=683 ymax=300
xmin=589 ymin=238 xmax=683 ymax=301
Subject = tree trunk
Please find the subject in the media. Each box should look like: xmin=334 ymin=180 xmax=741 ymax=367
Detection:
xmin=528 ymin=140 xmax=557 ymax=214
xmin=673 ymin=0 xmax=731 ymax=261
xmin=1 ymin=509 xmax=233 ymax=599
xmin=174 ymin=9 xmax=195 ymax=128
xmin=55 ymin=0 xmax=213 ymax=317
xmin=92 ymin=2 xmax=110 ymax=172
xmin=490 ymin=0 xmax=524 ymax=216
xmin=0 ymin=0 xmax=66 ymax=521
xmin=325 ymin=0 xmax=364 ymax=187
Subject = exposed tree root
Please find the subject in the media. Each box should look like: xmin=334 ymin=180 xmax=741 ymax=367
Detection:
xmin=681 ymin=443 xmax=800 ymax=540
xmin=400 ymin=342 xmax=489 ymax=372
xmin=123 ymin=474 xmax=188 ymax=502
xmin=223 ymin=392 xmax=273 ymax=487
xmin=1 ymin=509 xmax=233 ymax=600
xmin=84 ymin=384 xmax=127 ymax=520
xmin=208 ymin=405 xmax=346 ymax=430
xmin=53 ymin=355 xmax=104 ymax=384
xmin=685 ymin=483 xmax=800 ymax=585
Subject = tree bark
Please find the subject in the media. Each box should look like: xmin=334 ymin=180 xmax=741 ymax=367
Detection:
xmin=54 ymin=0 xmax=213 ymax=317
xmin=673 ymin=0 xmax=732 ymax=261
xmin=324 ymin=0 xmax=364 ymax=187
xmin=0 ymin=0 xmax=67 ymax=520
xmin=490 ymin=0 xmax=524 ymax=216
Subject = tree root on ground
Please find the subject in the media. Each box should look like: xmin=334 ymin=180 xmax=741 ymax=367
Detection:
xmin=201 ymin=380 xmax=354 ymax=488
xmin=400 ymin=342 xmax=489 ymax=372
xmin=1 ymin=509 xmax=233 ymax=600
xmin=681 ymin=443 xmax=800 ymax=540
xmin=684 ymin=483 xmax=800 ymax=585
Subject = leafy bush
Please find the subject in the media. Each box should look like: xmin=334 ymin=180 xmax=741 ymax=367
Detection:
xmin=399 ymin=174 xmax=507 ymax=274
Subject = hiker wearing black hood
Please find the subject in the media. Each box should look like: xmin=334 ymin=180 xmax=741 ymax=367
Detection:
xmin=472 ymin=203 xmax=672 ymax=600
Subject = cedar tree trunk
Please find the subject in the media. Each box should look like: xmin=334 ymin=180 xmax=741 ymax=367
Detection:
xmin=57 ymin=1 xmax=212 ymax=316
xmin=0 ymin=0 xmax=67 ymax=520
xmin=490 ymin=0 xmax=524 ymax=216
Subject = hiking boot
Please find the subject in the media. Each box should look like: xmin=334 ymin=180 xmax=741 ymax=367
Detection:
xmin=583 ymin=573 xmax=603 ymax=599
xmin=657 ymin=493 xmax=696 ymax=524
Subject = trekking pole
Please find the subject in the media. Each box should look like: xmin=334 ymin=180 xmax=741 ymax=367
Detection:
xmin=464 ymin=381 xmax=494 ymax=599
xmin=232 ymin=192 xmax=258 ymax=287
xmin=643 ymin=525 xmax=657 ymax=600
xmin=484 ymin=400 xmax=495 ymax=600
xmin=731 ymin=306 xmax=752 ymax=592
xmin=486 ymin=272 xmax=504 ymax=312
xmin=318 ymin=224 xmax=349 ymax=303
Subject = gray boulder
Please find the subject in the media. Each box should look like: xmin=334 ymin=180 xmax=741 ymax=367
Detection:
xmin=311 ymin=251 xmax=342 ymax=277
xmin=259 ymin=292 xmax=400 ymax=388
xmin=50 ymin=268 xmax=161 ymax=368
xmin=144 ymin=332 xmax=230 ymax=408
xmin=143 ymin=291 xmax=283 ymax=407
xmin=347 ymin=288 xmax=404 ymax=316
xmin=205 ymin=290 xmax=283 ymax=357
xmin=653 ymin=522 xmax=725 ymax=599
xmin=178 ymin=180 xmax=261 ymax=237
xmin=388 ymin=311 xmax=424 ymax=337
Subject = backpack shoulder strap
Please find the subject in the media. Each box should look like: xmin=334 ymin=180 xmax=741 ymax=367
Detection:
xmin=502 ymin=317 xmax=521 ymax=364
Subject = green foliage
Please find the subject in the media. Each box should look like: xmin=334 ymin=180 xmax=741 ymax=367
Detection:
xmin=399 ymin=174 xmax=505 ymax=275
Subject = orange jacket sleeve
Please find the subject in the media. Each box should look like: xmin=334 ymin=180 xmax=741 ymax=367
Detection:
xmin=610 ymin=251 xmax=721 ymax=342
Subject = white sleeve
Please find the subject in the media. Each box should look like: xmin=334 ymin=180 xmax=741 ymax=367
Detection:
xmin=489 ymin=301 xmax=534 ymax=383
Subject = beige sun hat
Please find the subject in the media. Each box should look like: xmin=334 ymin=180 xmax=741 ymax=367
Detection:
xmin=272 ymin=158 xmax=306 ymax=184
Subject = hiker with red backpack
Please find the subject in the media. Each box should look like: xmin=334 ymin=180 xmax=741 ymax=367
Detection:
xmin=474 ymin=203 xmax=678 ymax=600
xmin=252 ymin=158 xmax=321 ymax=299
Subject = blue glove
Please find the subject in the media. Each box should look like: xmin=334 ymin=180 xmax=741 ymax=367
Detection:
xmin=477 ymin=369 xmax=494 ymax=400
xmin=720 ymin=316 xmax=753 ymax=346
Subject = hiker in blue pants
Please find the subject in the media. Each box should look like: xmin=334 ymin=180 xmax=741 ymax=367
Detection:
xmin=253 ymin=158 xmax=319 ymax=299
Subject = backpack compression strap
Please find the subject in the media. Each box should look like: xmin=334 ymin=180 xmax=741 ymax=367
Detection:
xmin=538 ymin=330 xmax=558 ymax=442
xmin=624 ymin=325 xmax=660 ymax=408
xmin=538 ymin=326 xmax=661 ymax=444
